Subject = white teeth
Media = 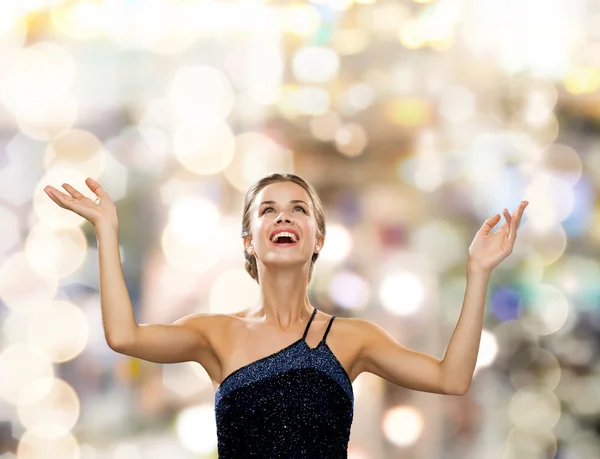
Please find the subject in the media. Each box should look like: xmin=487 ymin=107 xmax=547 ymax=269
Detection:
xmin=271 ymin=231 xmax=298 ymax=243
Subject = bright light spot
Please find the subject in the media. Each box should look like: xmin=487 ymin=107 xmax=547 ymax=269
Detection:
xmin=475 ymin=329 xmax=498 ymax=369
xmin=564 ymin=67 xmax=600 ymax=94
xmin=335 ymin=123 xmax=368 ymax=157
xmin=0 ymin=344 xmax=54 ymax=405
xmin=319 ymin=224 xmax=352 ymax=264
xmin=168 ymin=197 xmax=220 ymax=245
xmin=17 ymin=377 xmax=80 ymax=438
xmin=338 ymin=82 xmax=375 ymax=115
xmin=292 ymin=46 xmax=340 ymax=84
xmin=379 ymin=272 xmax=424 ymax=316
xmin=328 ymin=270 xmax=370 ymax=310
xmin=521 ymin=284 xmax=570 ymax=336
xmin=281 ymin=4 xmax=321 ymax=36
xmin=294 ymin=86 xmax=330 ymax=116
xmin=175 ymin=404 xmax=218 ymax=454
xmin=224 ymin=132 xmax=294 ymax=193
xmin=51 ymin=0 xmax=106 ymax=40
xmin=17 ymin=430 xmax=80 ymax=459
xmin=309 ymin=110 xmax=342 ymax=142
xmin=173 ymin=117 xmax=235 ymax=175
xmin=168 ymin=65 xmax=235 ymax=121
xmin=508 ymin=389 xmax=561 ymax=433
xmin=0 ymin=252 xmax=59 ymax=315
xmin=27 ymin=301 xmax=89 ymax=363
xmin=210 ymin=269 xmax=260 ymax=314
xmin=438 ymin=86 xmax=475 ymax=124
xmin=382 ymin=405 xmax=424 ymax=447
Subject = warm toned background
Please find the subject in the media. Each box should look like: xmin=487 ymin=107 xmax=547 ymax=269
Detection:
xmin=1 ymin=0 xmax=600 ymax=458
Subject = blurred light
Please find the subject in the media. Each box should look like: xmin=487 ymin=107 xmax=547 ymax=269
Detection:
xmin=490 ymin=287 xmax=523 ymax=322
xmin=438 ymin=86 xmax=475 ymax=124
xmin=338 ymin=83 xmax=375 ymax=116
xmin=17 ymin=377 xmax=80 ymax=437
xmin=175 ymin=404 xmax=218 ymax=454
xmin=0 ymin=343 xmax=54 ymax=405
xmin=514 ymin=223 xmax=566 ymax=268
xmin=0 ymin=16 xmax=27 ymax=52
xmin=379 ymin=272 xmax=424 ymax=316
xmin=0 ymin=203 xmax=19 ymax=256
xmin=280 ymin=4 xmax=321 ymax=36
xmin=385 ymin=98 xmax=432 ymax=127
xmin=328 ymin=270 xmax=370 ymax=310
xmin=167 ymin=65 xmax=235 ymax=122
xmin=382 ymin=405 xmax=424 ymax=447
xmin=410 ymin=219 xmax=465 ymax=273
xmin=335 ymin=123 xmax=368 ymax=157
xmin=311 ymin=0 xmax=354 ymax=10
xmin=503 ymin=428 xmax=558 ymax=459
xmin=318 ymin=223 xmax=352 ymax=264
xmin=398 ymin=19 xmax=426 ymax=49
xmin=113 ymin=442 xmax=142 ymax=459
xmin=292 ymin=46 xmax=340 ymax=84
xmin=163 ymin=363 xmax=206 ymax=399
xmin=509 ymin=348 xmax=561 ymax=392
xmin=162 ymin=220 xmax=224 ymax=274
xmin=294 ymin=86 xmax=331 ymax=116
xmin=15 ymin=93 xmax=78 ymax=141
xmin=224 ymin=132 xmax=294 ymax=193
xmin=564 ymin=67 xmax=600 ymax=94
xmin=51 ymin=1 xmax=106 ymax=40
xmin=17 ymin=430 xmax=80 ymax=459
xmin=521 ymin=284 xmax=571 ymax=336
xmin=0 ymin=252 xmax=58 ymax=315
xmin=27 ymin=301 xmax=89 ymax=363
xmin=44 ymin=129 xmax=105 ymax=174
xmin=508 ymin=389 xmax=561 ymax=433
xmin=537 ymin=144 xmax=582 ymax=187
xmin=209 ymin=269 xmax=260 ymax=314
xmin=523 ymin=173 xmax=574 ymax=231
xmin=172 ymin=117 xmax=235 ymax=175
xmin=475 ymin=329 xmax=498 ymax=370
xmin=168 ymin=197 xmax=220 ymax=246
xmin=310 ymin=110 xmax=342 ymax=142
xmin=331 ymin=28 xmax=370 ymax=55
xmin=25 ymin=224 xmax=88 ymax=278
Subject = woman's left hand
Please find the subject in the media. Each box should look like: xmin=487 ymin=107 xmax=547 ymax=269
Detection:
xmin=468 ymin=201 xmax=529 ymax=273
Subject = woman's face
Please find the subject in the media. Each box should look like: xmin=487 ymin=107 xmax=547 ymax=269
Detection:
xmin=246 ymin=181 xmax=322 ymax=271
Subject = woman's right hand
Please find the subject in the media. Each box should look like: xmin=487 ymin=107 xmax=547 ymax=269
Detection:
xmin=44 ymin=177 xmax=118 ymax=229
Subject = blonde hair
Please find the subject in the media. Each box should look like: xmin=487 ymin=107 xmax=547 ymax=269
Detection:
xmin=241 ymin=173 xmax=326 ymax=284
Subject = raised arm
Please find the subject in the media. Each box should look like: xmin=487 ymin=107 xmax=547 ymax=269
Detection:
xmin=355 ymin=201 xmax=528 ymax=395
xmin=44 ymin=178 xmax=214 ymax=364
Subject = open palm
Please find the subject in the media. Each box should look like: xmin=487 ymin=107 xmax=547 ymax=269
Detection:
xmin=44 ymin=177 xmax=118 ymax=229
xmin=468 ymin=201 xmax=529 ymax=273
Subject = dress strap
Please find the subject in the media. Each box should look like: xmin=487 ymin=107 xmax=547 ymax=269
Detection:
xmin=302 ymin=307 xmax=318 ymax=340
xmin=322 ymin=316 xmax=336 ymax=343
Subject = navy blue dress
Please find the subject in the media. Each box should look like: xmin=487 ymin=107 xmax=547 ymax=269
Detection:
xmin=215 ymin=307 xmax=354 ymax=458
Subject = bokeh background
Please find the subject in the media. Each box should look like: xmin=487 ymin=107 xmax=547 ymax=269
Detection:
xmin=1 ymin=0 xmax=600 ymax=458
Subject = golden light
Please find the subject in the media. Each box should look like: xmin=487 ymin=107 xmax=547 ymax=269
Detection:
xmin=51 ymin=0 xmax=106 ymax=40
xmin=44 ymin=129 xmax=106 ymax=176
xmin=281 ymin=4 xmax=321 ymax=36
xmin=508 ymin=389 xmax=561 ymax=433
xmin=385 ymin=98 xmax=432 ymax=127
xmin=379 ymin=272 xmax=425 ymax=316
xmin=334 ymin=123 xmax=368 ymax=157
xmin=309 ymin=110 xmax=342 ymax=141
xmin=564 ymin=67 xmax=600 ymax=95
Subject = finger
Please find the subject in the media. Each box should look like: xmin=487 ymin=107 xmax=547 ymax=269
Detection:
xmin=45 ymin=188 xmax=67 ymax=208
xmin=61 ymin=183 xmax=84 ymax=199
xmin=509 ymin=201 xmax=528 ymax=242
xmin=479 ymin=214 xmax=501 ymax=235
xmin=45 ymin=187 xmax=73 ymax=208
xmin=85 ymin=177 xmax=108 ymax=200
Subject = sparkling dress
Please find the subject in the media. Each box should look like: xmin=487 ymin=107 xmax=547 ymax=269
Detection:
xmin=215 ymin=307 xmax=354 ymax=458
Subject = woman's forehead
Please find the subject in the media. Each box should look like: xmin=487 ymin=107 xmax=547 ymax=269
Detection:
xmin=255 ymin=182 xmax=311 ymax=203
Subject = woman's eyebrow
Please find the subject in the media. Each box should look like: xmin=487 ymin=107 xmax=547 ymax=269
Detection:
xmin=259 ymin=200 xmax=309 ymax=207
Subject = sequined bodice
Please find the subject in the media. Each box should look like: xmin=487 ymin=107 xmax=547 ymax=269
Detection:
xmin=214 ymin=308 xmax=354 ymax=458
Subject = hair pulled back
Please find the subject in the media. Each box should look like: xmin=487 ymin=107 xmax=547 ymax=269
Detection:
xmin=241 ymin=173 xmax=326 ymax=285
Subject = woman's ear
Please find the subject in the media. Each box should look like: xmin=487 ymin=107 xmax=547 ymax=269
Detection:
xmin=244 ymin=237 xmax=254 ymax=254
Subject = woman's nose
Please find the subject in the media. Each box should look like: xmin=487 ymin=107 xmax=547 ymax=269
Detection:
xmin=275 ymin=212 xmax=292 ymax=223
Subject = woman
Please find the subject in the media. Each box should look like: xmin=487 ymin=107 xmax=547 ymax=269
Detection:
xmin=44 ymin=173 xmax=528 ymax=458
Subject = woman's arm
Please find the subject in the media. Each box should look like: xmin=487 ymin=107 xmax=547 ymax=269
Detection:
xmin=355 ymin=201 xmax=529 ymax=395
xmin=44 ymin=179 xmax=213 ymax=364
xmin=96 ymin=223 xmax=212 ymax=363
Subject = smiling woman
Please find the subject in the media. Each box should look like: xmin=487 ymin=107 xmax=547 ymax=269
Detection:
xmin=240 ymin=173 xmax=326 ymax=285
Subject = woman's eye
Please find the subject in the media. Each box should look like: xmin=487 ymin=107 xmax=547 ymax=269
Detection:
xmin=294 ymin=206 xmax=306 ymax=213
